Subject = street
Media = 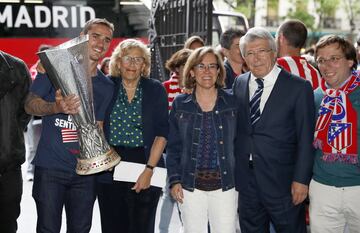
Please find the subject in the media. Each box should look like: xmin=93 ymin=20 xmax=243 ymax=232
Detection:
xmin=18 ymin=163 xmax=182 ymax=233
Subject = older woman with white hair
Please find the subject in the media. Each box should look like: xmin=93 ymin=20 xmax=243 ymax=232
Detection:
xmin=96 ymin=39 xmax=168 ymax=233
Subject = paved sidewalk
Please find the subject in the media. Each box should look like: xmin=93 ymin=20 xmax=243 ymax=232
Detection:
xmin=18 ymin=163 xmax=182 ymax=233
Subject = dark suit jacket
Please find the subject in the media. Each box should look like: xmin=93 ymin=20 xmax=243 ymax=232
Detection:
xmin=233 ymin=68 xmax=315 ymax=198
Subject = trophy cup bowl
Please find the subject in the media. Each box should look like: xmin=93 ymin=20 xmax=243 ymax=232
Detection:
xmin=38 ymin=35 xmax=121 ymax=175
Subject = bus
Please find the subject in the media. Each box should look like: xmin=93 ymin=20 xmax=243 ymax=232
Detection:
xmin=0 ymin=0 xmax=149 ymax=67
xmin=0 ymin=0 xmax=248 ymax=73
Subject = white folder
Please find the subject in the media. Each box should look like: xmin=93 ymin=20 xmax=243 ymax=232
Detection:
xmin=113 ymin=161 xmax=167 ymax=188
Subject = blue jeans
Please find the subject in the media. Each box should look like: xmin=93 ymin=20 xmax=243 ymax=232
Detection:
xmin=32 ymin=166 xmax=96 ymax=233
xmin=159 ymin=154 xmax=181 ymax=233
xmin=158 ymin=180 xmax=181 ymax=233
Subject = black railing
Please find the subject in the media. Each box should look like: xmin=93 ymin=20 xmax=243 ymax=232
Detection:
xmin=149 ymin=0 xmax=212 ymax=81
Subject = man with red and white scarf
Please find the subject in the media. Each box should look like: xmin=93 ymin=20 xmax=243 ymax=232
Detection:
xmin=310 ymin=35 xmax=360 ymax=233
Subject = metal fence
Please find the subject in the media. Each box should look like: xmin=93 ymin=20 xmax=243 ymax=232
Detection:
xmin=149 ymin=0 xmax=212 ymax=81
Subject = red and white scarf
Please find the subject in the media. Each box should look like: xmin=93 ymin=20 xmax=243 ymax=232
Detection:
xmin=314 ymin=71 xmax=360 ymax=164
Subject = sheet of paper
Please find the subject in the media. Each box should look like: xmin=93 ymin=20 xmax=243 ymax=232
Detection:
xmin=113 ymin=161 xmax=167 ymax=188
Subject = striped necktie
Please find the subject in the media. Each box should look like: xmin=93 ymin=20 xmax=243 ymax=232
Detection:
xmin=249 ymin=78 xmax=264 ymax=126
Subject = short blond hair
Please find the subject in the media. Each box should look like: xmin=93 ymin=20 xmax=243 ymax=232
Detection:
xmin=109 ymin=39 xmax=151 ymax=77
xmin=183 ymin=46 xmax=225 ymax=89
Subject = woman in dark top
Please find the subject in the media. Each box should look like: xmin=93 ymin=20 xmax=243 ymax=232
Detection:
xmin=166 ymin=47 xmax=238 ymax=233
xmin=97 ymin=39 xmax=168 ymax=233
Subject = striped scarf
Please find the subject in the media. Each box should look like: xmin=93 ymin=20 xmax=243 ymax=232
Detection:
xmin=314 ymin=71 xmax=360 ymax=164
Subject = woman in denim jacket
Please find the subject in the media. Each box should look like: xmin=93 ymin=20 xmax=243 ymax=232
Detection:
xmin=166 ymin=47 xmax=238 ymax=233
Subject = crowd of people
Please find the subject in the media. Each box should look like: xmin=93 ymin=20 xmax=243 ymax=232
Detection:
xmin=1 ymin=17 xmax=360 ymax=233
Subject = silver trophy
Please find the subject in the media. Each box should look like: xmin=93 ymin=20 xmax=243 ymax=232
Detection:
xmin=38 ymin=35 xmax=121 ymax=175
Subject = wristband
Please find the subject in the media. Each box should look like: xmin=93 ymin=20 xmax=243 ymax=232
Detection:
xmin=146 ymin=164 xmax=155 ymax=170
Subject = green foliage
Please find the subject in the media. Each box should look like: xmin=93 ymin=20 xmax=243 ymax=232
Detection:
xmin=285 ymin=0 xmax=339 ymax=31
xmin=267 ymin=0 xmax=278 ymax=10
xmin=235 ymin=0 xmax=254 ymax=19
xmin=234 ymin=0 xmax=257 ymax=27
xmin=314 ymin=0 xmax=340 ymax=17
xmin=285 ymin=0 xmax=315 ymax=30
xmin=287 ymin=11 xmax=316 ymax=31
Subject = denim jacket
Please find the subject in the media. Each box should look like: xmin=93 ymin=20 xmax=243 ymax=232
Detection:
xmin=166 ymin=89 xmax=237 ymax=191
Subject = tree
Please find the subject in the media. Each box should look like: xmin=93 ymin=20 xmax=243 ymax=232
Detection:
xmin=313 ymin=0 xmax=339 ymax=30
xmin=286 ymin=0 xmax=315 ymax=31
xmin=343 ymin=0 xmax=360 ymax=41
xmin=222 ymin=0 xmax=256 ymax=27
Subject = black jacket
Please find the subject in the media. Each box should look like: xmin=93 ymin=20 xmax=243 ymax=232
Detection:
xmin=0 ymin=51 xmax=31 ymax=174
xmin=224 ymin=59 xmax=237 ymax=89
xmin=233 ymin=69 xmax=315 ymax=196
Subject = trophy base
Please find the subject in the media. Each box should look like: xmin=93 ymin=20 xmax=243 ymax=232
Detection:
xmin=76 ymin=149 xmax=121 ymax=175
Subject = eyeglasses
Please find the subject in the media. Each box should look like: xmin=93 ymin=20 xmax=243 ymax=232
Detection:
xmin=244 ymin=49 xmax=272 ymax=59
xmin=316 ymin=56 xmax=344 ymax=66
xmin=121 ymin=56 xmax=145 ymax=65
xmin=194 ymin=63 xmax=219 ymax=72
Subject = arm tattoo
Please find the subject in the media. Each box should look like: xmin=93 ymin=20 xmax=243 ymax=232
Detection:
xmin=25 ymin=92 xmax=56 ymax=116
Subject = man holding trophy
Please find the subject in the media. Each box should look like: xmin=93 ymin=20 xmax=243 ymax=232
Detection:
xmin=24 ymin=18 xmax=115 ymax=233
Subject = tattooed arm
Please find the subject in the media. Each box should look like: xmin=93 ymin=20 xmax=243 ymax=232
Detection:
xmin=25 ymin=89 xmax=80 ymax=116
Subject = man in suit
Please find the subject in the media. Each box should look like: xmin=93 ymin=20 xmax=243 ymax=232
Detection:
xmin=233 ymin=27 xmax=315 ymax=233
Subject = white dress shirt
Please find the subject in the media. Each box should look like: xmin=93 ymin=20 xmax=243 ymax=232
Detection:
xmin=248 ymin=65 xmax=281 ymax=162
xmin=249 ymin=65 xmax=281 ymax=113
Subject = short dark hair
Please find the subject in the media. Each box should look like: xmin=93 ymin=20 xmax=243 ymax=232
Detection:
xmin=165 ymin=49 xmax=192 ymax=72
xmin=315 ymin=35 xmax=358 ymax=70
xmin=277 ymin=19 xmax=307 ymax=48
xmin=220 ymin=28 xmax=246 ymax=49
xmin=82 ymin=18 xmax=114 ymax=35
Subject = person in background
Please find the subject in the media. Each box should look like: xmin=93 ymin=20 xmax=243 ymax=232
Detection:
xmin=215 ymin=44 xmax=225 ymax=61
xmin=184 ymin=35 xmax=205 ymax=50
xmin=167 ymin=47 xmax=238 ymax=233
xmin=302 ymin=46 xmax=318 ymax=68
xmin=220 ymin=28 xmax=247 ymax=89
xmin=163 ymin=48 xmax=192 ymax=110
xmin=100 ymin=57 xmax=110 ymax=75
xmin=159 ymin=48 xmax=192 ymax=233
xmin=24 ymin=44 xmax=53 ymax=181
xmin=0 ymin=51 xmax=31 ymax=233
xmin=233 ymin=27 xmax=315 ymax=233
xmin=310 ymin=35 xmax=360 ymax=233
xmin=96 ymin=39 xmax=168 ymax=233
xmin=304 ymin=46 xmax=315 ymax=57
xmin=24 ymin=18 xmax=114 ymax=233
xmin=276 ymin=19 xmax=321 ymax=89
xmin=29 ymin=45 xmax=53 ymax=79
xmin=275 ymin=19 xmax=320 ymax=231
